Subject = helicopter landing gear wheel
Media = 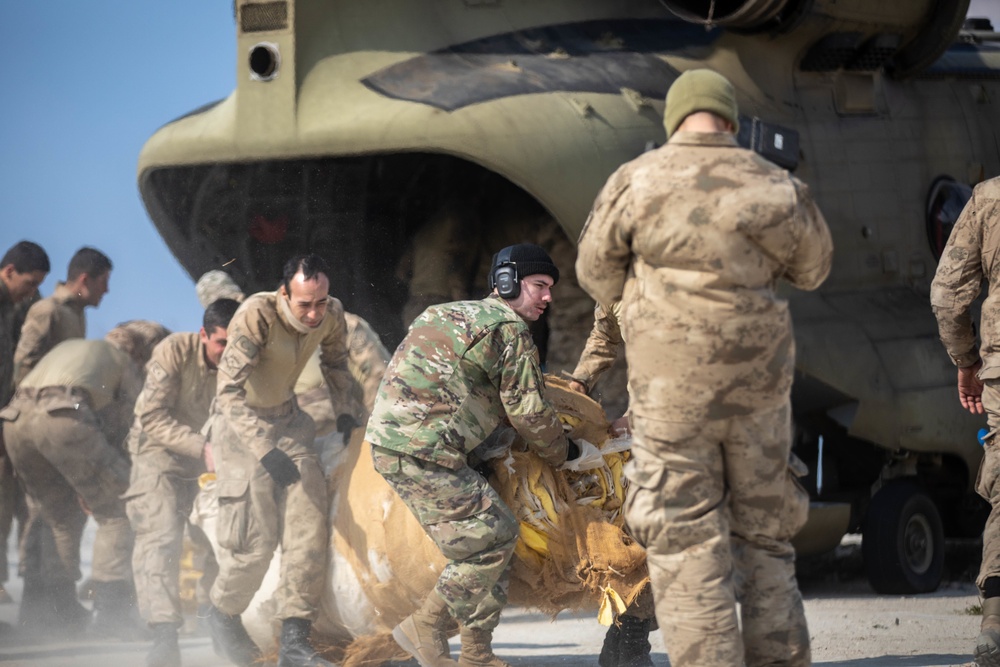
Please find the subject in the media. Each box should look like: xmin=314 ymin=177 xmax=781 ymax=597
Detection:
xmin=862 ymin=480 xmax=944 ymax=594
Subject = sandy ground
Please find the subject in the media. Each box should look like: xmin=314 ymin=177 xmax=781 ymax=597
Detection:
xmin=0 ymin=527 xmax=984 ymax=666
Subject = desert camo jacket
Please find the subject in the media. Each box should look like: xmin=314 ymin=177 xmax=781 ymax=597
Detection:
xmin=129 ymin=332 xmax=216 ymax=477
xmin=931 ymin=176 xmax=1000 ymax=377
xmin=13 ymin=282 xmax=86 ymax=386
xmin=365 ymin=296 xmax=569 ymax=470
xmin=569 ymin=300 xmax=623 ymax=393
xmin=576 ymin=131 xmax=833 ymax=422
xmin=214 ymin=291 xmax=364 ymax=460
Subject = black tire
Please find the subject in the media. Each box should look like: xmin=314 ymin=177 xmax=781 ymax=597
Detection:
xmin=862 ymin=480 xmax=944 ymax=594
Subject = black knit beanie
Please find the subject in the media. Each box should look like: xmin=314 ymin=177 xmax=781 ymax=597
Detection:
xmin=491 ymin=243 xmax=560 ymax=284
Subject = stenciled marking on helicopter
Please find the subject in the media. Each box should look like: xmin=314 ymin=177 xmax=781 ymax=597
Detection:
xmin=362 ymin=19 xmax=721 ymax=111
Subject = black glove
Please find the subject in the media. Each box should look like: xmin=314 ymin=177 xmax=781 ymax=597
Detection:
xmin=336 ymin=414 xmax=360 ymax=441
xmin=260 ymin=449 xmax=300 ymax=488
xmin=565 ymin=439 xmax=581 ymax=463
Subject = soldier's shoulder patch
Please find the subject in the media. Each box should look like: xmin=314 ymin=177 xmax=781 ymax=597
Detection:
xmin=149 ymin=361 xmax=168 ymax=383
xmin=223 ymin=352 xmax=246 ymax=376
xmin=233 ymin=335 xmax=259 ymax=359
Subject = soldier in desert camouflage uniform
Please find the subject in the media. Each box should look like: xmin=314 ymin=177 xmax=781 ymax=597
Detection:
xmin=196 ymin=270 xmax=389 ymax=423
xmin=205 ymin=255 xmax=363 ymax=667
xmin=366 ymin=243 xmax=575 ymax=667
xmin=565 ymin=299 xmax=657 ymax=667
xmin=195 ymin=270 xmax=246 ymax=310
xmin=0 ymin=322 xmax=168 ymax=635
xmin=14 ymin=246 xmax=111 ymax=383
xmin=296 ymin=311 xmax=389 ymax=431
xmin=577 ymin=70 xmax=832 ymax=667
xmin=930 ymin=175 xmax=1000 ymax=667
xmin=0 ymin=241 xmax=49 ymax=607
xmin=124 ymin=299 xmax=239 ymax=667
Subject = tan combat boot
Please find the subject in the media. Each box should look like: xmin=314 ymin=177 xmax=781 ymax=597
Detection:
xmin=392 ymin=593 xmax=459 ymax=667
xmin=977 ymin=598 xmax=1000 ymax=667
xmin=458 ymin=626 xmax=513 ymax=667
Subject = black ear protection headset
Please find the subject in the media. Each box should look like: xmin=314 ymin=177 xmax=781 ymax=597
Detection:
xmin=488 ymin=246 xmax=520 ymax=299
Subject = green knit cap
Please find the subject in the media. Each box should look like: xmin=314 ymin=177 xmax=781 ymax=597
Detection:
xmin=663 ymin=69 xmax=739 ymax=138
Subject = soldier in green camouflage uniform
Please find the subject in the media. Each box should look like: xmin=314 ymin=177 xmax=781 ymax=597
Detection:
xmin=577 ymin=70 xmax=832 ymax=667
xmin=0 ymin=241 xmax=49 ymax=606
xmin=205 ymin=255 xmax=363 ymax=667
xmin=366 ymin=243 xmax=573 ymax=667
xmin=929 ymin=175 xmax=1000 ymax=667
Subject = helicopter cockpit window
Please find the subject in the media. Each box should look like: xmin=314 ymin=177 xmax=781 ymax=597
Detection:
xmin=926 ymin=176 xmax=972 ymax=260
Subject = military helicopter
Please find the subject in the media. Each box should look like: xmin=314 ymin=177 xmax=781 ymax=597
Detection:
xmin=138 ymin=0 xmax=1000 ymax=594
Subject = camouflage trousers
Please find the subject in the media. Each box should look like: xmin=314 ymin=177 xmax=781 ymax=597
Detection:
xmin=625 ymin=404 xmax=810 ymax=667
xmin=977 ymin=382 xmax=1000 ymax=592
xmin=1 ymin=390 xmax=132 ymax=583
xmin=0 ymin=456 xmax=27 ymax=584
xmin=372 ymin=446 xmax=518 ymax=631
xmin=126 ymin=462 xmax=214 ymax=625
xmin=209 ymin=402 xmax=327 ymax=621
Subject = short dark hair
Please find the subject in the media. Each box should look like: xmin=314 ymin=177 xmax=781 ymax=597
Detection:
xmin=282 ymin=254 xmax=329 ymax=295
xmin=203 ymin=298 xmax=240 ymax=333
xmin=1 ymin=241 xmax=50 ymax=274
xmin=67 ymin=247 xmax=112 ymax=281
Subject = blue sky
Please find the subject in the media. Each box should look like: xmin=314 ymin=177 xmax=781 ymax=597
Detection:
xmin=0 ymin=3 xmax=234 ymax=336
xmin=1 ymin=3 xmax=997 ymax=338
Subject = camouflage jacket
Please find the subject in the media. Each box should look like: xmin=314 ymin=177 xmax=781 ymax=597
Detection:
xmin=213 ymin=291 xmax=364 ymax=460
xmin=931 ymin=176 xmax=1000 ymax=376
xmin=569 ymin=301 xmax=623 ymax=393
xmin=14 ymin=282 xmax=86 ymax=385
xmin=576 ymin=131 xmax=833 ymax=422
xmin=128 ymin=332 xmax=215 ymax=476
xmin=365 ymin=296 xmax=569 ymax=470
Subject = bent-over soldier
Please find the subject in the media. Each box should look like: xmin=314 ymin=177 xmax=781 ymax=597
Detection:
xmin=0 ymin=329 xmax=167 ymax=634
xmin=366 ymin=243 xmax=576 ymax=667
xmin=126 ymin=299 xmax=240 ymax=667
xmin=206 ymin=255 xmax=363 ymax=667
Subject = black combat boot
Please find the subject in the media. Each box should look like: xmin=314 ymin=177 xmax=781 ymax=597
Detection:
xmin=207 ymin=605 xmax=262 ymax=667
xmin=19 ymin=577 xmax=90 ymax=636
xmin=616 ymin=615 xmax=654 ymax=667
xmin=598 ymin=622 xmax=621 ymax=667
xmin=147 ymin=623 xmax=182 ymax=667
xmin=278 ymin=617 xmax=334 ymax=667
xmin=91 ymin=580 xmax=148 ymax=640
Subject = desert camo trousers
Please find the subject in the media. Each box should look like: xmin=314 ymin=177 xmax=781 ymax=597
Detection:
xmin=625 ymin=404 xmax=810 ymax=667
xmin=977 ymin=382 xmax=1000 ymax=593
xmin=2 ymin=390 xmax=132 ymax=583
xmin=127 ymin=468 xmax=215 ymax=625
xmin=372 ymin=445 xmax=519 ymax=631
xmin=209 ymin=403 xmax=327 ymax=621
